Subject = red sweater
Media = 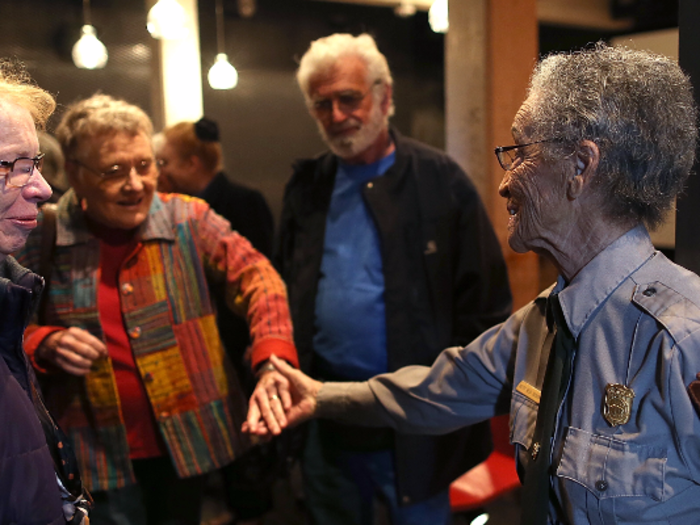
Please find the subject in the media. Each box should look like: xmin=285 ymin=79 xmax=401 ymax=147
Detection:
xmin=96 ymin=226 xmax=165 ymax=459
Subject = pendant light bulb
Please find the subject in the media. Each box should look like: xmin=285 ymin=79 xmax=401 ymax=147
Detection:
xmin=147 ymin=0 xmax=189 ymax=40
xmin=429 ymin=0 xmax=449 ymax=33
xmin=72 ymin=25 xmax=108 ymax=69
xmin=208 ymin=53 xmax=238 ymax=90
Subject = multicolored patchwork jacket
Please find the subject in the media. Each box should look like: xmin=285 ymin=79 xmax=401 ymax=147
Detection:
xmin=17 ymin=190 xmax=298 ymax=492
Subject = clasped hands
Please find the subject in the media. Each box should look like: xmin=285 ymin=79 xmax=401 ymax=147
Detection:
xmin=36 ymin=330 xmax=317 ymax=437
xmin=244 ymin=355 xmax=322 ymax=437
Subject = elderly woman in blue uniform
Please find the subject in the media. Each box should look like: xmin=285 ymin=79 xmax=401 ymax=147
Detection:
xmin=246 ymin=44 xmax=700 ymax=524
xmin=0 ymin=60 xmax=90 ymax=524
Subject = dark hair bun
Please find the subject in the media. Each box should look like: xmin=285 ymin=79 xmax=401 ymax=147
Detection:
xmin=194 ymin=117 xmax=220 ymax=142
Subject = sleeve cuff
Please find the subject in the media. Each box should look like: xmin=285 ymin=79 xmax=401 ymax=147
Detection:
xmin=25 ymin=325 xmax=65 ymax=373
xmin=249 ymin=338 xmax=299 ymax=370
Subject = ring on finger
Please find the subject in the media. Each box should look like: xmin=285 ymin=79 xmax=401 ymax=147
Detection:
xmin=269 ymin=394 xmax=279 ymax=402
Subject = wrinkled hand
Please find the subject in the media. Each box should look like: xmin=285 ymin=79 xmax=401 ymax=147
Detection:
xmin=246 ymin=364 xmax=293 ymax=437
xmin=243 ymin=355 xmax=323 ymax=437
xmin=36 ymin=327 xmax=107 ymax=376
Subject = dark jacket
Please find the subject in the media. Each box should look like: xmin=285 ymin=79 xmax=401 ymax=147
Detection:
xmin=276 ymin=129 xmax=513 ymax=503
xmin=0 ymin=256 xmax=64 ymax=524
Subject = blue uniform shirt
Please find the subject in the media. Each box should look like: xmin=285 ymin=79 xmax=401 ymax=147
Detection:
xmin=319 ymin=225 xmax=700 ymax=523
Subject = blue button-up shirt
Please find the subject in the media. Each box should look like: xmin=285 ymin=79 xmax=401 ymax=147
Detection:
xmin=319 ymin=225 xmax=700 ymax=523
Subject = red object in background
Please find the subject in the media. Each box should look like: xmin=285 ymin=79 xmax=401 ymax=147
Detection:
xmin=450 ymin=414 xmax=521 ymax=512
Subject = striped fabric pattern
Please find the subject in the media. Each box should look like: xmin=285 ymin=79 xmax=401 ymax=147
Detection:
xmin=18 ymin=191 xmax=297 ymax=491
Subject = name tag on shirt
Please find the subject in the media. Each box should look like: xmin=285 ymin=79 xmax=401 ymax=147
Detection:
xmin=516 ymin=381 xmax=541 ymax=404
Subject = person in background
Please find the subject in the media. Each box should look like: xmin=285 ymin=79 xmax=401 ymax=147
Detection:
xmin=257 ymin=33 xmax=512 ymax=525
xmin=155 ymin=117 xmax=277 ymax=525
xmin=16 ymin=93 xmax=298 ymax=525
xmin=0 ymin=58 xmax=90 ymax=525
xmin=37 ymin=131 xmax=70 ymax=204
xmin=154 ymin=117 xmax=273 ymax=256
xmin=248 ymin=44 xmax=700 ymax=525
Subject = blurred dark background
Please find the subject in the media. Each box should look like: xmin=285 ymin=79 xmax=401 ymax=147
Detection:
xmin=0 ymin=0 xmax=679 ymax=223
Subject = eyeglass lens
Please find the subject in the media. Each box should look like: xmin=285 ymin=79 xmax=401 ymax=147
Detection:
xmin=0 ymin=155 xmax=44 ymax=188
xmin=313 ymin=91 xmax=369 ymax=114
xmin=101 ymin=159 xmax=156 ymax=179
xmin=498 ymin=149 xmax=517 ymax=170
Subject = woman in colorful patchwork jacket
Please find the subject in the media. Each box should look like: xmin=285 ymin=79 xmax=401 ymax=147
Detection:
xmin=16 ymin=94 xmax=298 ymax=525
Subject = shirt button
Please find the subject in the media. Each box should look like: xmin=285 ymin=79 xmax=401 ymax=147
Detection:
xmin=144 ymin=372 xmax=154 ymax=383
xmin=643 ymin=287 xmax=657 ymax=296
xmin=366 ymin=182 xmax=373 ymax=189
xmin=129 ymin=326 xmax=142 ymax=339
xmin=595 ymin=480 xmax=608 ymax=492
xmin=121 ymin=283 xmax=134 ymax=295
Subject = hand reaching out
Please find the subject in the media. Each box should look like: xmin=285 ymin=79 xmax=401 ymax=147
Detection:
xmin=244 ymin=354 xmax=323 ymax=437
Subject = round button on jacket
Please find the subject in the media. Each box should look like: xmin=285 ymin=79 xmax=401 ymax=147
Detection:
xmin=595 ymin=480 xmax=608 ymax=492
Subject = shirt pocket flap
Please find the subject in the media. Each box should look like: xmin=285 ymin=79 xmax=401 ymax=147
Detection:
xmin=557 ymin=427 xmax=667 ymax=501
xmin=511 ymin=390 xmax=538 ymax=448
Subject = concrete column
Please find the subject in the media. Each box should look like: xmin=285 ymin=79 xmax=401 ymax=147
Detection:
xmin=445 ymin=0 xmax=540 ymax=310
xmin=146 ymin=0 xmax=203 ymax=131
xmin=445 ymin=0 xmax=488 ymax=202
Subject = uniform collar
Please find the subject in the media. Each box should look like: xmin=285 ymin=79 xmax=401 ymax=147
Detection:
xmin=552 ymin=224 xmax=655 ymax=338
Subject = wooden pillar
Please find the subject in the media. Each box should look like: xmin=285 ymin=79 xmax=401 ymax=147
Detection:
xmin=446 ymin=0 xmax=539 ymax=310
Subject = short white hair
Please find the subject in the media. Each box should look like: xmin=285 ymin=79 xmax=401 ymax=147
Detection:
xmin=296 ymin=33 xmax=395 ymax=116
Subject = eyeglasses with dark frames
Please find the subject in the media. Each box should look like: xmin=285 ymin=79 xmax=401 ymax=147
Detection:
xmin=0 ymin=153 xmax=45 ymax=188
xmin=71 ymin=157 xmax=162 ymax=182
xmin=494 ymin=139 xmax=558 ymax=171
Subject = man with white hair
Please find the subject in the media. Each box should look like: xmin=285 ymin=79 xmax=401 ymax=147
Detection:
xmin=269 ymin=33 xmax=512 ymax=525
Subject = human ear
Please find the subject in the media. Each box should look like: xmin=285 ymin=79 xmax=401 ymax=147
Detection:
xmin=380 ymin=83 xmax=393 ymax=115
xmin=567 ymin=140 xmax=600 ymax=199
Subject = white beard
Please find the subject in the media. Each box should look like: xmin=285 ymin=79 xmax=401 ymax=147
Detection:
xmin=318 ymin=103 xmax=387 ymax=161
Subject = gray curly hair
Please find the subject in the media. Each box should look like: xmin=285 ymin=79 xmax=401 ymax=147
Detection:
xmin=526 ymin=42 xmax=698 ymax=229
xmin=55 ymin=93 xmax=153 ymax=160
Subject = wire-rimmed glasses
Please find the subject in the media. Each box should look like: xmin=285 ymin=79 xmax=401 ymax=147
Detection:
xmin=71 ymin=157 xmax=161 ymax=183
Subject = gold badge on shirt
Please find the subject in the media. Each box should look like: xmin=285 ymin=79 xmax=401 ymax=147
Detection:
xmin=604 ymin=383 xmax=635 ymax=426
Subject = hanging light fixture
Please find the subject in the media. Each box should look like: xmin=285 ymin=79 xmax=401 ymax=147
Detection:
xmin=147 ymin=0 xmax=189 ymax=40
xmin=72 ymin=0 xmax=108 ymax=69
xmin=429 ymin=0 xmax=449 ymax=33
xmin=207 ymin=0 xmax=238 ymax=90
xmin=394 ymin=2 xmax=417 ymax=18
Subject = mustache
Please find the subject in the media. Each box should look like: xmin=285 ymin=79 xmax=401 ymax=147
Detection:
xmin=328 ymin=120 xmax=361 ymax=134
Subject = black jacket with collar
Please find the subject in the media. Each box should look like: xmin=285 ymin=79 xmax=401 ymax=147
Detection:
xmin=0 ymin=256 xmax=65 ymax=524
xmin=276 ymin=129 xmax=513 ymax=503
